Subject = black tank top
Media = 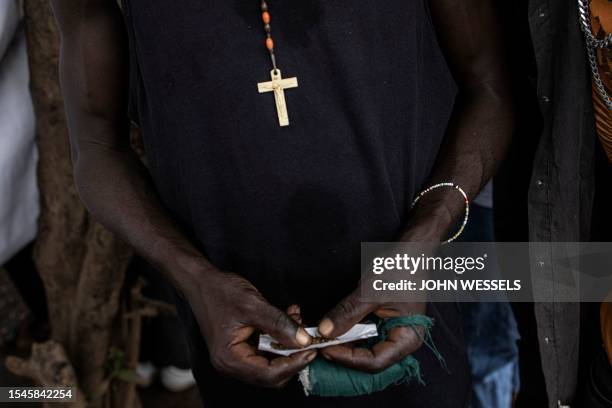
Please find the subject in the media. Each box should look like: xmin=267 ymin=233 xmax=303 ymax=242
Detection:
xmin=122 ymin=2 xmax=467 ymax=405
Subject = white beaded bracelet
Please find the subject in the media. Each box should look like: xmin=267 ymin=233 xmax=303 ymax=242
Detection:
xmin=411 ymin=182 xmax=470 ymax=244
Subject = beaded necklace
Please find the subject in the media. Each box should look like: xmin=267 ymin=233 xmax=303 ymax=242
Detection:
xmin=256 ymin=1 xmax=299 ymax=127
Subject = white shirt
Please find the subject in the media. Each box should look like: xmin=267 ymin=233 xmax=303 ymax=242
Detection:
xmin=0 ymin=0 xmax=38 ymax=264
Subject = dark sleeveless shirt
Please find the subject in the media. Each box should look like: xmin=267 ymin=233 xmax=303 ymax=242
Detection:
xmin=123 ymin=1 xmax=468 ymax=406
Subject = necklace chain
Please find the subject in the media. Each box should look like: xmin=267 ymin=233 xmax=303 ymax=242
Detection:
xmin=578 ymin=0 xmax=612 ymax=110
xmin=260 ymin=1 xmax=278 ymax=71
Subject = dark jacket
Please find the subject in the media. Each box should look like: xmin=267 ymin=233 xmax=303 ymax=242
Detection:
xmin=528 ymin=1 xmax=597 ymax=406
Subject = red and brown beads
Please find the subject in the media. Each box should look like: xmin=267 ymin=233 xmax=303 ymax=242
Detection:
xmin=260 ymin=1 xmax=278 ymax=70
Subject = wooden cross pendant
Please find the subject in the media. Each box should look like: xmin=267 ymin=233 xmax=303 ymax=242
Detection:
xmin=257 ymin=69 xmax=298 ymax=127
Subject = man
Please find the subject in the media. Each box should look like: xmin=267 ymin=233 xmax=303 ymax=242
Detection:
xmin=51 ymin=0 xmax=512 ymax=406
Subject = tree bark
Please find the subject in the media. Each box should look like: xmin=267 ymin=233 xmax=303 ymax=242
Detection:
xmin=6 ymin=341 xmax=87 ymax=408
xmin=23 ymin=0 xmax=86 ymax=348
xmin=18 ymin=1 xmax=135 ymax=406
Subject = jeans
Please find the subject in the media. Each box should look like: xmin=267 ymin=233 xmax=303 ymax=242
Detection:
xmin=458 ymin=204 xmax=520 ymax=408
xmin=472 ymin=360 xmax=520 ymax=408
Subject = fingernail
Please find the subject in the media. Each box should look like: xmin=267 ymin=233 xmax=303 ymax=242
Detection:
xmin=318 ymin=318 xmax=334 ymax=337
xmin=306 ymin=351 xmax=317 ymax=362
xmin=296 ymin=327 xmax=311 ymax=346
xmin=321 ymin=352 xmax=331 ymax=361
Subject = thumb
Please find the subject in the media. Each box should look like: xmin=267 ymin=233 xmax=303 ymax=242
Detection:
xmin=318 ymin=291 xmax=373 ymax=338
xmin=254 ymin=302 xmax=312 ymax=348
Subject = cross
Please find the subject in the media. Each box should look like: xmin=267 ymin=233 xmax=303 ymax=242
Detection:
xmin=257 ymin=69 xmax=298 ymax=127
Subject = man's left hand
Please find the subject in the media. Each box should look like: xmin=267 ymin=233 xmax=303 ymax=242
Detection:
xmin=317 ymin=294 xmax=426 ymax=373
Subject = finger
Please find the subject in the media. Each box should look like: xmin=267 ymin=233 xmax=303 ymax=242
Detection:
xmin=318 ymin=291 xmax=374 ymax=338
xmin=227 ymin=342 xmax=317 ymax=388
xmin=374 ymin=302 xmax=426 ymax=319
xmin=286 ymin=304 xmax=303 ymax=325
xmin=266 ymin=350 xmax=317 ymax=388
xmin=254 ymin=302 xmax=311 ymax=348
xmin=320 ymin=326 xmax=423 ymax=373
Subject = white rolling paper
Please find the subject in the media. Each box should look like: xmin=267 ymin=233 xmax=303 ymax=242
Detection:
xmin=258 ymin=324 xmax=378 ymax=357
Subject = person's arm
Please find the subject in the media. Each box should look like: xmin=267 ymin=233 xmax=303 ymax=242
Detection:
xmin=50 ymin=0 xmax=313 ymax=388
xmin=317 ymin=0 xmax=513 ymax=371
xmin=402 ymin=0 xmax=513 ymax=241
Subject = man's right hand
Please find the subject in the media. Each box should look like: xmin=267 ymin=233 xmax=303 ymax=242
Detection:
xmin=183 ymin=267 xmax=316 ymax=388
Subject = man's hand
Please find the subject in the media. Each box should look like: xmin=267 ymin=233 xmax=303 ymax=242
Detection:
xmin=184 ymin=267 xmax=316 ymax=388
xmin=316 ymin=233 xmax=437 ymax=373
xmin=317 ymin=294 xmax=425 ymax=373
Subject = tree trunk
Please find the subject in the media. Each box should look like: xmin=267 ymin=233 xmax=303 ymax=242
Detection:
xmin=23 ymin=0 xmax=87 ymax=348
xmin=13 ymin=1 xmax=136 ymax=406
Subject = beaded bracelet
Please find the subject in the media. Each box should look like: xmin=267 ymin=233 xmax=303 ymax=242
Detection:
xmin=411 ymin=182 xmax=470 ymax=244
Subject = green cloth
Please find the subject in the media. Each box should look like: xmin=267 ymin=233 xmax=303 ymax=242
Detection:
xmin=299 ymin=315 xmax=445 ymax=397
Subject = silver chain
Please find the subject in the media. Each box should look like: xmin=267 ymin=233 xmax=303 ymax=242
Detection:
xmin=578 ymin=0 xmax=612 ymax=109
